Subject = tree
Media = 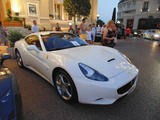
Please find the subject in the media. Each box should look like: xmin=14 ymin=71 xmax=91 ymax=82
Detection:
xmin=96 ymin=19 xmax=105 ymax=27
xmin=63 ymin=0 xmax=91 ymax=28
xmin=112 ymin=8 xmax=116 ymax=22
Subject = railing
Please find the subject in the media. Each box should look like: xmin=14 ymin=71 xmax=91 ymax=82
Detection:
xmin=119 ymin=4 xmax=136 ymax=12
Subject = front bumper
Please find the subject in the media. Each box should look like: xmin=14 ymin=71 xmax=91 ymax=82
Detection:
xmin=73 ymin=69 xmax=138 ymax=105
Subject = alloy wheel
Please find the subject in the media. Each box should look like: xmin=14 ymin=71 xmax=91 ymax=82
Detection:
xmin=55 ymin=74 xmax=72 ymax=101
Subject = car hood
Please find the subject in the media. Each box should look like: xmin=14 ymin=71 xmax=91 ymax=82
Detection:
xmin=51 ymin=45 xmax=137 ymax=78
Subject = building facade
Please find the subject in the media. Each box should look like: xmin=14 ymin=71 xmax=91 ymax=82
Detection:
xmin=0 ymin=0 xmax=97 ymax=30
xmin=117 ymin=0 xmax=160 ymax=29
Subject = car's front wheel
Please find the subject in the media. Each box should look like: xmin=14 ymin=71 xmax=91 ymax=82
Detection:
xmin=15 ymin=50 xmax=24 ymax=68
xmin=53 ymin=70 xmax=78 ymax=103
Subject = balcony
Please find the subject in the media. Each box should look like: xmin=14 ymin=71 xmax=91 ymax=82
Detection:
xmin=119 ymin=4 xmax=136 ymax=12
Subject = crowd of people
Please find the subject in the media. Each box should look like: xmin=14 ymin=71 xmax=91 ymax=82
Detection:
xmin=0 ymin=18 xmax=132 ymax=48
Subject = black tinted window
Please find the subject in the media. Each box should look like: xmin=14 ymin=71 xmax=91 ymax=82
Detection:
xmin=25 ymin=35 xmax=42 ymax=50
xmin=41 ymin=33 xmax=88 ymax=51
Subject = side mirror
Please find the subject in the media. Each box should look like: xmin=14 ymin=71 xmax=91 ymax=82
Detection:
xmin=27 ymin=45 xmax=40 ymax=53
xmin=0 ymin=53 xmax=11 ymax=65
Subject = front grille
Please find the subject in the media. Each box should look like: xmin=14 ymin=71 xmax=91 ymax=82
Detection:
xmin=117 ymin=77 xmax=136 ymax=95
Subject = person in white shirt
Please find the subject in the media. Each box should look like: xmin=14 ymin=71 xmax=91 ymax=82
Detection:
xmin=31 ymin=20 xmax=39 ymax=33
xmin=91 ymin=23 xmax=97 ymax=43
xmin=86 ymin=25 xmax=93 ymax=44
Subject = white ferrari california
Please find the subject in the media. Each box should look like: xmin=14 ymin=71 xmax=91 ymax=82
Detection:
xmin=14 ymin=32 xmax=139 ymax=105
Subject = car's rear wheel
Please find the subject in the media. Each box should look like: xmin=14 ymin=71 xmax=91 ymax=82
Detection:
xmin=15 ymin=50 xmax=24 ymax=68
xmin=53 ymin=70 xmax=78 ymax=103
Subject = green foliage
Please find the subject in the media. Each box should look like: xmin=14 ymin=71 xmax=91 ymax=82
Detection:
xmin=13 ymin=17 xmax=23 ymax=22
xmin=8 ymin=31 xmax=25 ymax=47
xmin=5 ymin=9 xmax=12 ymax=21
xmin=7 ymin=9 xmax=12 ymax=19
xmin=97 ymin=19 xmax=105 ymax=27
xmin=26 ymin=25 xmax=32 ymax=30
xmin=63 ymin=0 xmax=91 ymax=18
xmin=5 ymin=17 xmax=12 ymax=21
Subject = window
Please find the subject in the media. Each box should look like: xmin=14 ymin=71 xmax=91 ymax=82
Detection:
xmin=25 ymin=35 xmax=42 ymax=50
xmin=55 ymin=4 xmax=61 ymax=20
xmin=142 ymin=1 xmax=149 ymax=12
xmin=158 ymin=6 xmax=160 ymax=11
xmin=41 ymin=33 xmax=88 ymax=51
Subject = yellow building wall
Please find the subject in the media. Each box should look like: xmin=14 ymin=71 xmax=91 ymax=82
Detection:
xmin=3 ymin=0 xmax=97 ymax=30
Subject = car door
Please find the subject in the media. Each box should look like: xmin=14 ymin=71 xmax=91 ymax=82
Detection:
xmin=25 ymin=35 xmax=50 ymax=80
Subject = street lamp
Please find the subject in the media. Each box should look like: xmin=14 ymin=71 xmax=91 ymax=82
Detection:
xmin=69 ymin=22 xmax=72 ymax=26
xmin=117 ymin=21 xmax=121 ymax=24
xmin=97 ymin=14 xmax=100 ymax=20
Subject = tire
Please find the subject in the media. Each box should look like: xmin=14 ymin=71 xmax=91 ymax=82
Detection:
xmin=15 ymin=50 xmax=24 ymax=68
xmin=53 ymin=70 xmax=78 ymax=103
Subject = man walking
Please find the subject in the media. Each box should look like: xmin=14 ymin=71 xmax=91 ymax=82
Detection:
xmin=0 ymin=21 xmax=7 ymax=45
xmin=31 ymin=20 xmax=39 ymax=33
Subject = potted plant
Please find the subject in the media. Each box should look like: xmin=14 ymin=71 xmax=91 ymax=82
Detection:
xmin=4 ymin=9 xmax=24 ymax=27
xmin=7 ymin=31 xmax=25 ymax=58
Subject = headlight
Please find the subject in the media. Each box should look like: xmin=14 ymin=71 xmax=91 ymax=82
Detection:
xmin=134 ymin=32 xmax=138 ymax=35
xmin=120 ymin=53 xmax=131 ymax=63
xmin=154 ymin=34 xmax=159 ymax=38
xmin=79 ymin=63 xmax=109 ymax=82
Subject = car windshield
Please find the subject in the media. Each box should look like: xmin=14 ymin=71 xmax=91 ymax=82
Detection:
xmin=41 ymin=33 xmax=88 ymax=51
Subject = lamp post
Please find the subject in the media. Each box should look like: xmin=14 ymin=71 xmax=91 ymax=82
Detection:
xmin=97 ymin=14 xmax=100 ymax=27
xmin=97 ymin=14 xmax=100 ymax=20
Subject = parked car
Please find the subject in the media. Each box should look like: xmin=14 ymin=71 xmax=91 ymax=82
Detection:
xmin=143 ymin=29 xmax=160 ymax=41
xmin=0 ymin=53 xmax=23 ymax=120
xmin=14 ymin=32 xmax=139 ymax=105
xmin=132 ymin=30 xmax=142 ymax=37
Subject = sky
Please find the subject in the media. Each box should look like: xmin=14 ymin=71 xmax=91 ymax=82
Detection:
xmin=98 ymin=0 xmax=119 ymax=23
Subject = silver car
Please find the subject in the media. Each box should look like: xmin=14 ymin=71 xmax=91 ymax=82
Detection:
xmin=143 ymin=29 xmax=160 ymax=41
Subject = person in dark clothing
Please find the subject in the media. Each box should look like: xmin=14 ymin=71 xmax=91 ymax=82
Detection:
xmin=103 ymin=20 xmax=117 ymax=48
xmin=55 ymin=23 xmax=61 ymax=31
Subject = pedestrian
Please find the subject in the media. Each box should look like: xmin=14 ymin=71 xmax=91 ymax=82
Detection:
xmin=103 ymin=20 xmax=117 ymax=48
xmin=0 ymin=21 xmax=8 ymax=46
xmin=121 ymin=26 xmax=125 ymax=39
xmin=55 ymin=23 xmax=61 ymax=31
xmin=101 ymin=24 xmax=105 ymax=43
xmin=126 ymin=27 xmax=131 ymax=40
xmin=91 ymin=23 xmax=96 ymax=43
xmin=68 ymin=25 xmax=74 ymax=34
xmin=86 ymin=25 xmax=92 ymax=44
xmin=79 ymin=18 xmax=87 ymax=40
xmin=74 ymin=25 xmax=80 ymax=36
xmin=31 ymin=20 xmax=39 ymax=33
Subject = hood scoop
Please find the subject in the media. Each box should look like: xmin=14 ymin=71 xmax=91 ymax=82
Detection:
xmin=107 ymin=58 xmax=115 ymax=62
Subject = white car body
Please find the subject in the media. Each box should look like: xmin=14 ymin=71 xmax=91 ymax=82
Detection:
xmin=14 ymin=32 xmax=139 ymax=105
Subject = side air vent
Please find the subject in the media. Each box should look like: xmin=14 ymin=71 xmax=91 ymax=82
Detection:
xmin=107 ymin=58 xmax=115 ymax=62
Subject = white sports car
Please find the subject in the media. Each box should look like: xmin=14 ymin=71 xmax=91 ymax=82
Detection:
xmin=14 ymin=32 xmax=139 ymax=105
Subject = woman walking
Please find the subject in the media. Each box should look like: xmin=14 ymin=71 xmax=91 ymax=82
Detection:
xmin=0 ymin=21 xmax=7 ymax=46
xmin=103 ymin=20 xmax=117 ymax=48
xmin=79 ymin=18 xmax=87 ymax=40
xmin=86 ymin=25 xmax=93 ymax=44
xmin=55 ymin=23 xmax=61 ymax=31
